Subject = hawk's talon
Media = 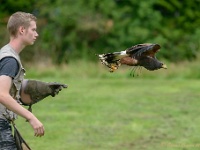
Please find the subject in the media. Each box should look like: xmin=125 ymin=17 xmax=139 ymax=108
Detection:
xmin=99 ymin=54 xmax=121 ymax=72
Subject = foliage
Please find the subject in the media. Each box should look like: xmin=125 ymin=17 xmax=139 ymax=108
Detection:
xmin=0 ymin=0 xmax=200 ymax=63
xmin=0 ymin=0 xmax=35 ymax=18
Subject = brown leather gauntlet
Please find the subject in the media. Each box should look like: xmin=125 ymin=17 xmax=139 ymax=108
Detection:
xmin=23 ymin=79 xmax=67 ymax=104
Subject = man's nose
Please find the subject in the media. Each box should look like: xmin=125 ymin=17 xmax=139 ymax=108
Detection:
xmin=36 ymin=32 xmax=39 ymax=37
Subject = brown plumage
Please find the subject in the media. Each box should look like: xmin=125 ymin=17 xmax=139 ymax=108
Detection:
xmin=98 ymin=43 xmax=167 ymax=73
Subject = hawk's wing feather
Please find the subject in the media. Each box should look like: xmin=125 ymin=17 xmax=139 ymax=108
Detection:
xmin=126 ymin=43 xmax=160 ymax=57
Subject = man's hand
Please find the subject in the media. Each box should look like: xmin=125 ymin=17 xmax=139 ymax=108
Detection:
xmin=27 ymin=114 xmax=45 ymax=137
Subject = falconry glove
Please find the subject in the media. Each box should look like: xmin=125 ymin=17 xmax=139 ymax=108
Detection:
xmin=23 ymin=79 xmax=67 ymax=105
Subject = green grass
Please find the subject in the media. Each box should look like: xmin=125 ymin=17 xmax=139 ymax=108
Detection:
xmin=15 ymin=61 xmax=200 ymax=150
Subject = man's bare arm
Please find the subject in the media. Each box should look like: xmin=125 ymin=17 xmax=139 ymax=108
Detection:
xmin=0 ymin=75 xmax=44 ymax=137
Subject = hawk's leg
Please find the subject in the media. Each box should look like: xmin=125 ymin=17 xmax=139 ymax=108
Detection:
xmin=109 ymin=61 xmax=121 ymax=72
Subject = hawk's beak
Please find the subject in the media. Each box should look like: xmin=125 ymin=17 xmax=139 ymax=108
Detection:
xmin=162 ymin=64 xmax=167 ymax=69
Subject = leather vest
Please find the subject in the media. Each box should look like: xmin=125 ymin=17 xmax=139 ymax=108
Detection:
xmin=0 ymin=44 xmax=25 ymax=120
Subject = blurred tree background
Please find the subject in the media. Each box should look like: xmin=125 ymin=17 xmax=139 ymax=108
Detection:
xmin=0 ymin=0 xmax=199 ymax=64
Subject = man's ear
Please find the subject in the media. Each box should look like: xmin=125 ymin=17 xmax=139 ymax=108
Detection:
xmin=19 ymin=26 xmax=26 ymax=35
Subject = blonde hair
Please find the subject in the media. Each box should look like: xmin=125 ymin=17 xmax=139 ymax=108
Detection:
xmin=7 ymin=11 xmax=37 ymax=37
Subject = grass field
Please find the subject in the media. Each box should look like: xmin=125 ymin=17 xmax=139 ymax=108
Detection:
xmin=15 ymin=61 xmax=200 ymax=150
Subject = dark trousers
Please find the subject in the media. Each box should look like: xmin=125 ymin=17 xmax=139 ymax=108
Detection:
xmin=0 ymin=118 xmax=17 ymax=150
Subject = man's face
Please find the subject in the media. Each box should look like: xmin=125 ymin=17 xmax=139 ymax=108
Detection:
xmin=22 ymin=21 xmax=38 ymax=45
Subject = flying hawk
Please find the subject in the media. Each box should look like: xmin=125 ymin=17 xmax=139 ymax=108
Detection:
xmin=98 ymin=43 xmax=167 ymax=73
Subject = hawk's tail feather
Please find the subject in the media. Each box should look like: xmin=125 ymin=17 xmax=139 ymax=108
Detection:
xmin=98 ymin=51 xmax=128 ymax=72
xmin=99 ymin=51 xmax=127 ymax=63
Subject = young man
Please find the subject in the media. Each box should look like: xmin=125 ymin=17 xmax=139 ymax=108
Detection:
xmin=0 ymin=12 xmax=67 ymax=149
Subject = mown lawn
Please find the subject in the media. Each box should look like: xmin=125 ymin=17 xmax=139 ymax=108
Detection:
xmin=15 ymin=64 xmax=200 ymax=150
